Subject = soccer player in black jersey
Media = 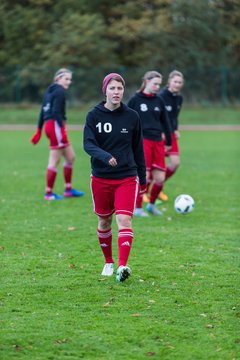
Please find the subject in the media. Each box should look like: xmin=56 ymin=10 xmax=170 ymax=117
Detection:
xmin=84 ymin=73 xmax=146 ymax=283
xmin=158 ymin=70 xmax=184 ymax=201
xmin=128 ymin=71 xmax=172 ymax=217
xmin=31 ymin=68 xmax=84 ymax=200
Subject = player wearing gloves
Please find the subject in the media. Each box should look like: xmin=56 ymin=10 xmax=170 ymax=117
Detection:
xmin=84 ymin=73 xmax=146 ymax=283
xmin=31 ymin=68 xmax=84 ymax=200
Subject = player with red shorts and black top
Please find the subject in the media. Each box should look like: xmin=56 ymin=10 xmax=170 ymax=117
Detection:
xmin=158 ymin=70 xmax=184 ymax=199
xmin=30 ymin=68 xmax=84 ymax=200
xmin=127 ymin=71 xmax=172 ymax=217
xmin=83 ymin=73 xmax=146 ymax=283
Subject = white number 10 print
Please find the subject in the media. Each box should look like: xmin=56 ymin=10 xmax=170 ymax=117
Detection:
xmin=96 ymin=122 xmax=112 ymax=133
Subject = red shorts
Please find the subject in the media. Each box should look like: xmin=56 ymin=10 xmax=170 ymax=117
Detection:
xmin=143 ymin=139 xmax=166 ymax=172
xmin=44 ymin=120 xmax=70 ymax=150
xmin=91 ymin=176 xmax=139 ymax=218
xmin=165 ymin=133 xmax=179 ymax=156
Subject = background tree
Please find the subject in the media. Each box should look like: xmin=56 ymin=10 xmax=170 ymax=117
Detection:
xmin=0 ymin=0 xmax=239 ymax=103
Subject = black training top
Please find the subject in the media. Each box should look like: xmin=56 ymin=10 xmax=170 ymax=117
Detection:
xmin=83 ymin=102 xmax=146 ymax=185
xmin=37 ymin=83 xmax=66 ymax=129
xmin=158 ymin=88 xmax=183 ymax=131
xmin=127 ymin=92 xmax=172 ymax=146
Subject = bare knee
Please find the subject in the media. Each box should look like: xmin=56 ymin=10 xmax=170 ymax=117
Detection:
xmin=69 ymin=153 xmax=76 ymax=163
xmin=169 ymin=156 xmax=180 ymax=171
xmin=116 ymin=215 xmax=132 ymax=230
xmin=48 ymin=149 xmax=63 ymax=168
xmin=64 ymin=155 xmax=75 ymax=166
xmin=173 ymin=159 xmax=180 ymax=170
xmin=153 ymin=170 xmax=165 ymax=186
xmin=98 ymin=216 xmax=112 ymax=230
xmin=64 ymin=146 xmax=76 ymax=164
xmin=48 ymin=157 xmax=61 ymax=168
xmin=176 ymin=158 xmax=180 ymax=168
xmin=49 ymin=161 xmax=59 ymax=169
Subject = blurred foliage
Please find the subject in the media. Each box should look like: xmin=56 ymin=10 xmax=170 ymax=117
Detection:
xmin=1 ymin=0 xmax=239 ymax=68
xmin=0 ymin=0 xmax=239 ymax=103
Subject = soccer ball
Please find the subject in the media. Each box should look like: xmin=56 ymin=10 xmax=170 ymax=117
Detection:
xmin=174 ymin=194 xmax=194 ymax=214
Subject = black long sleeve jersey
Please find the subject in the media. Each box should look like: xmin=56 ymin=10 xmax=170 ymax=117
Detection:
xmin=83 ymin=102 xmax=146 ymax=185
xmin=158 ymin=88 xmax=183 ymax=131
xmin=127 ymin=92 xmax=172 ymax=146
xmin=37 ymin=83 xmax=67 ymax=129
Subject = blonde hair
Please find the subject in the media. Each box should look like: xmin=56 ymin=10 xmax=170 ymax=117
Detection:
xmin=167 ymin=70 xmax=184 ymax=86
xmin=139 ymin=70 xmax=162 ymax=92
xmin=54 ymin=68 xmax=72 ymax=82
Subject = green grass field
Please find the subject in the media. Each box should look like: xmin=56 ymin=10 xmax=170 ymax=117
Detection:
xmin=0 ymin=129 xmax=239 ymax=359
xmin=0 ymin=104 xmax=240 ymax=125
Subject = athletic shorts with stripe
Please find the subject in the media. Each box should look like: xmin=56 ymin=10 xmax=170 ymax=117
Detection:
xmin=44 ymin=120 xmax=70 ymax=150
xmin=91 ymin=176 xmax=139 ymax=218
xmin=143 ymin=139 xmax=166 ymax=172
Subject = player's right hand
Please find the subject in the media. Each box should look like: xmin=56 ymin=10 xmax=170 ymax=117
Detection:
xmin=109 ymin=157 xmax=117 ymax=167
xmin=165 ymin=145 xmax=171 ymax=152
xmin=30 ymin=129 xmax=42 ymax=145
xmin=139 ymin=184 xmax=147 ymax=194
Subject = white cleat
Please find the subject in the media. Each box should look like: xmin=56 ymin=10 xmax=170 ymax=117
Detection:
xmin=146 ymin=203 xmax=163 ymax=216
xmin=101 ymin=263 xmax=114 ymax=276
xmin=116 ymin=266 xmax=131 ymax=283
xmin=134 ymin=208 xmax=149 ymax=217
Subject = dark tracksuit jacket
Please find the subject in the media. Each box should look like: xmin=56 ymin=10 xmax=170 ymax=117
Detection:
xmin=127 ymin=92 xmax=172 ymax=146
xmin=158 ymin=88 xmax=183 ymax=132
xmin=37 ymin=83 xmax=67 ymax=129
xmin=83 ymin=102 xmax=146 ymax=185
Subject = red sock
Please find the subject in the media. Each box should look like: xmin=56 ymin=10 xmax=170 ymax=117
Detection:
xmin=118 ymin=228 xmax=133 ymax=267
xmin=165 ymin=167 xmax=176 ymax=181
xmin=149 ymin=182 xmax=163 ymax=204
xmin=46 ymin=167 xmax=57 ymax=194
xmin=63 ymin=163 xmax=72 ymax=190
xmin=97 ymin=229 xmax=114 ymax=264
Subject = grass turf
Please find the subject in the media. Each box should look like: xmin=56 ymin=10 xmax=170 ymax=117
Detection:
xmin=0 ymin=104 xmax=240 ymax=125
xmin=0 ymin=130 xmax=239 ymax=359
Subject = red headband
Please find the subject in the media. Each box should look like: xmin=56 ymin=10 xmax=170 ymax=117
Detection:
xmin=102 ymin=73 xmax=125 ymax=95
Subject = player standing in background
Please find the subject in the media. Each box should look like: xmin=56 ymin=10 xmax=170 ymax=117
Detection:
xmin=83 ymin=73 xmax=146 ymax=283
xmin=128 ymin=71 xmax=172 ymax=217
xmin=30 ymin=68 xmax=84 ymax=200
xmin=158 ymin=70 xmax=184 ymax=201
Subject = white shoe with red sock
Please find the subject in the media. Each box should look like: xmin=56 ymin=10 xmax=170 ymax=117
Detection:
xmin=101 ymin=263 xmax=114 ymax=276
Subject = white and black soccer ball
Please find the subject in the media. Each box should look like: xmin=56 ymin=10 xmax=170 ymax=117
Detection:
xmin=174 ymin=194 xmax=195 ymax=214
